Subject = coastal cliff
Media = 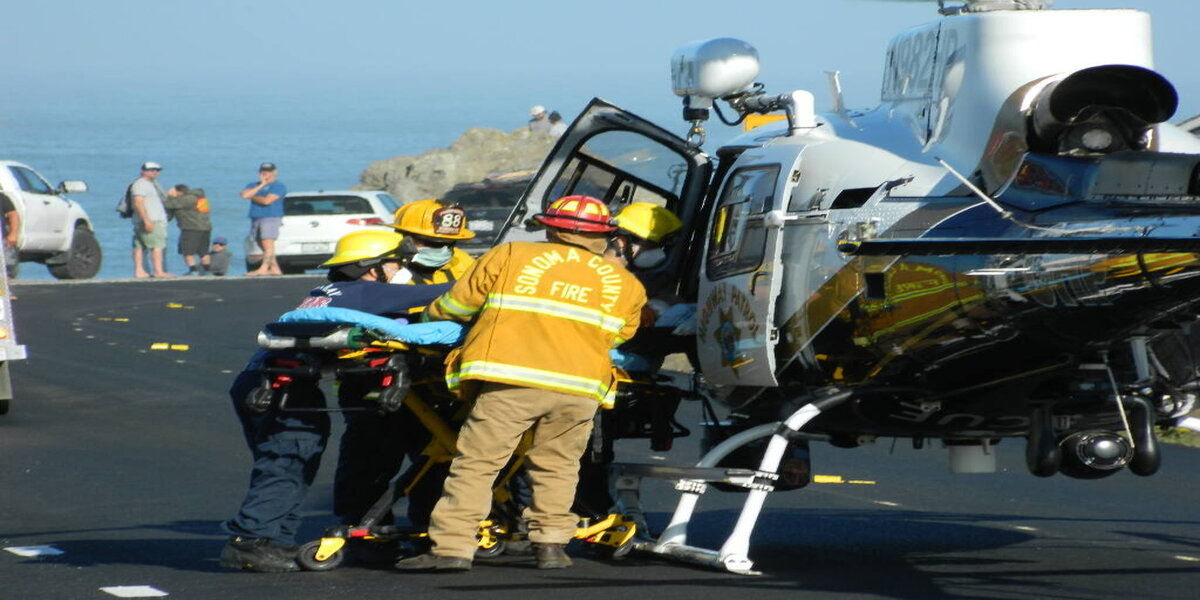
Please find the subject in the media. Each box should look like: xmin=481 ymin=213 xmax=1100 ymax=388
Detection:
xmin=358 ymin=127 xmax=555 ymax=203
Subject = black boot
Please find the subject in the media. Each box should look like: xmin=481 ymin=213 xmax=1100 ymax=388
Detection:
xmin=533 ymin=543 xmax=572 ymax=569
xmin=218 ymin=536 xmax=300 ymax=573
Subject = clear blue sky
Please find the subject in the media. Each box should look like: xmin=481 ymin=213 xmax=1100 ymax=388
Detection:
xmin=8 ymin=0 xmax=1200 ymax=126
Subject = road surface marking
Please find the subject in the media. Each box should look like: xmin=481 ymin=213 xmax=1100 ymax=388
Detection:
xmin=99 ymin=585 xmax=168 ymax=597
xmin=873 ymin=500 xmax=901 ymax=507
xmin=4 ymin=546 xmax=64 ymax=557
xmin=813 ymin=475 xmax=876 ymax=485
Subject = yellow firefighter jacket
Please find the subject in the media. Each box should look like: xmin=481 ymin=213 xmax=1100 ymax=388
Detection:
xmin=407 ymin=248 xmax=475 ymax=285
xmin=426 ymin=241 xmax=646 ymax=404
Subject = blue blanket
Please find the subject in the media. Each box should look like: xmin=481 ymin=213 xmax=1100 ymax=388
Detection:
xmin=277 ymin=307 xmax=465 ymax=346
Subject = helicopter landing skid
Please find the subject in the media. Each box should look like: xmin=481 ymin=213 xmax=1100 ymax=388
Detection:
xmin=616 ymin=389 xmax=853 ymax=575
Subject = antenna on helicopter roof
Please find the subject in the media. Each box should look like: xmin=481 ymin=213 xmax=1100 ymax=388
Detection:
xmin=825 ymin=71 xmax=846 ymax=115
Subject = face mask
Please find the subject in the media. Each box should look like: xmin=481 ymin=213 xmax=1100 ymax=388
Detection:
xmin=632 ymin=247 xmax=667 ymax=270
xmin=413 ymin=245 xmax=453 ymax=268
xmin=388 ymin=266 xmax=413 ymax=285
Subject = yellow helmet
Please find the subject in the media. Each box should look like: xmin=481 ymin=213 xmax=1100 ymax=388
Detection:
xmin=320 ymin=229 xmax=407 ymax=267
xmin=614 ymin=203 xmax=682 ymax=244
xmin=391 ymin=198 xmax=476 ymax=241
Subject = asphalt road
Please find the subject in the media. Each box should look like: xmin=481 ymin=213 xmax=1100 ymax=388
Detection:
xmin=1 ymin=277 xmax=1198 ymax=600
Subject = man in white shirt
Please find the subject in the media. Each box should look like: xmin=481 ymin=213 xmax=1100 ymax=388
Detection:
xmin=129 ymin=161 xmax=172 ymax=278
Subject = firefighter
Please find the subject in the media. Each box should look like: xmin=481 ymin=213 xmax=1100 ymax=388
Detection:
xmin=220 ymin=230 xmax=448 ymax=573
xmin=609 ymin=202 xmax=683 ymax=272
xmin=334 ymin=201 xmax=472 ymax=542
xmin=390 ymin=199 xmax=476 ymax=285
xmin=575 ymin=203 xmax=692 ymax=518
xmin=395 ymin=195 xmax=647 ymax=572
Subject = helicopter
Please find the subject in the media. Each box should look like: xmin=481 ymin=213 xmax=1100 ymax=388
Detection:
xmin=491 ymin=0 xmax=1200 ymax=574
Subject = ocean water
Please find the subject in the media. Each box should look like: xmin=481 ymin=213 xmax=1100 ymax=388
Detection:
xmin=0 ymin=80 xmax=674 ymax=280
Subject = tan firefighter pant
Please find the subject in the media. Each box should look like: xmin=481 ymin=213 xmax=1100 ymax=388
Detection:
xmin=428 ymin=382 xmax=598 ymax=559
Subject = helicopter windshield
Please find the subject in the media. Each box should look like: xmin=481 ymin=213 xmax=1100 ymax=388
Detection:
xmin=546 ymin=130 xmax=689 ymax=211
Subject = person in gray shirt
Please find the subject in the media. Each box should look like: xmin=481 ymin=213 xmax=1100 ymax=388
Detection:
xmin=130 ymin=161 xmax=172 ymax=278
xmin=208 ymin=236 xmax=231 ymax=276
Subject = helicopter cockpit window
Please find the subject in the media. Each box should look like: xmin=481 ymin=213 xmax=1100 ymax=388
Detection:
xmin=706 ymin=164 xmax=780 ymax=280
xmin=545 ymin=130 xmax=688 ymax=215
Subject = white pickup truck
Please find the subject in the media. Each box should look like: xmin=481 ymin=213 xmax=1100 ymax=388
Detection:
xmin=0 ymin=160 xmax=102 ymax=279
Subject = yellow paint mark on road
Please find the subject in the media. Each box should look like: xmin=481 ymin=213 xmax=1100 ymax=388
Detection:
xmin=99 ymin=317 xmax=131 ymax=322
xmin=813 ymin=475 xmax=876 ymax=485
xmin=166 ymin=303 xmax=184 ymax=308
xmin=169 ymin=344 xmax=190 ymax=351
xmin=115 ymin=318 xmax=129 ymax=322
xmin=98 ymin=317 xmax=111 ymax=321
xmin=150 ymin=343 xmax=169 ymax=350
xmin=1175 ymin=555 xmax=1199 ymax=562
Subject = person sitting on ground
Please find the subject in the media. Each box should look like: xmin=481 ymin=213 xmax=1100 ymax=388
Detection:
xmin=208 ymin=236 xmax=231 ymax=276
xmin=219 ymin=229 xmax=451 ymax=573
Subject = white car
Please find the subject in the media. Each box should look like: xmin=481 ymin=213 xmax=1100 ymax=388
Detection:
xmin=0 ymin=160 xmax=100 ymax=279
xmin=244 ymin=190 xmax=401 ymax=273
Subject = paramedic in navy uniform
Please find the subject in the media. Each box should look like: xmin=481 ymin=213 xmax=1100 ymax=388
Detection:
xmin=219 ymin=230 xmax=449 ymax=572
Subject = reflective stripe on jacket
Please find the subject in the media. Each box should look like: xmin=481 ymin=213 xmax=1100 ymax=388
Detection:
xmin=426 ymin=241 xmax=646 ymax=403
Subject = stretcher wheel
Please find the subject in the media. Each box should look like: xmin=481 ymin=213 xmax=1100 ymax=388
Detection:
xmin=297 ymin=539 xmax=344 ymax=571
xmin=378 ymin=386 xmax=405 ymax=413
xmin=245 ymin=386 xmax=273 ymax=413
xmin=473 ymin=540 xmax=506 ymax=559
xmin=610 ymin=538 xmax=635 ymax=559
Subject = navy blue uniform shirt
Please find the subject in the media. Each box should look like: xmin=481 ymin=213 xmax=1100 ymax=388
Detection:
xmin=297 ymin=280 xmax=452 ymax=320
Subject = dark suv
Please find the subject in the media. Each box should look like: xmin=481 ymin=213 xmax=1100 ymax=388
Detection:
xmin=440 ymin=170 xmax=532 ymax=255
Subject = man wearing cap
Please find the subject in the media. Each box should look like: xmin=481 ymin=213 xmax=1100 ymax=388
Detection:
xmin=241 ymin=162 xmax=287 ymax=275
xmin=528 ymin=105 xmax=551 ymax=133
xmin=130 ymin=162 xmax=172 ymax=278
xmin=209 ymin=237 xmax=231 ymax=276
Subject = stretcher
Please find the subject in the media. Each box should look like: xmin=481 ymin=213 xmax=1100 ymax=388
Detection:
xmin=251 ymin=315 xmax=674 ymax=571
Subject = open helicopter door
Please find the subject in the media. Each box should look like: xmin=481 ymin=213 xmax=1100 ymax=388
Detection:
xmin=696 ymin=147 xmax=802 ymax=387
xmin=492 ymin=98 xmax=712 ymax=300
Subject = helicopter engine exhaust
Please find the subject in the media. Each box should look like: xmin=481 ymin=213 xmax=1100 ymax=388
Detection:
xmin=1029 ymin=65 xmax=1178 ymax=154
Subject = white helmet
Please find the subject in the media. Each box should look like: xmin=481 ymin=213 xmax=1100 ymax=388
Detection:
xmin=530 ymin=105 xmax=547 ymax=116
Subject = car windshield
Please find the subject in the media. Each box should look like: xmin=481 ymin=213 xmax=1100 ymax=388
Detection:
xmin=285 ymin=195 xmax=373 ymax=216
xmin=377 ymin=193 xmax=401 ymax=214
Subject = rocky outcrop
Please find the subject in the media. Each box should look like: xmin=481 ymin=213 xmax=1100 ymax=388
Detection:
xmin=358 ymin=127 xmax=556 ymax=203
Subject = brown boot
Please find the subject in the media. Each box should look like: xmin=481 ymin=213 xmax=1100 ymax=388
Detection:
xmin=394 ymin=552 xmax=472 ymax=572
xmin=533 ymin=543 xmax=572 ymax=569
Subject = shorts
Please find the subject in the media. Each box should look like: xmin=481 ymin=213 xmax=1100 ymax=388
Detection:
xmin=251 ymin=217 xmax=282 ymax=241
xmin=178 ymin=229 xmax=211 ymax=256
xmin=133 ymin=221 xmax=168 ymax=249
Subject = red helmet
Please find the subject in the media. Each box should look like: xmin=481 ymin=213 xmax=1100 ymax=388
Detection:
xmin=533 ymin=195 xmax=617 ymax=233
